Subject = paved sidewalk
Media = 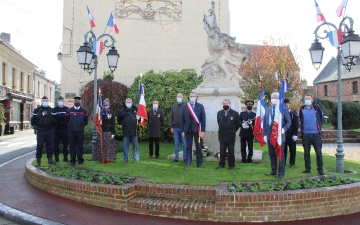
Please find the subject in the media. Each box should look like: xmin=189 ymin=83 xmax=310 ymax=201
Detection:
xmin=0 ymin=129 xmax=34 ymax=142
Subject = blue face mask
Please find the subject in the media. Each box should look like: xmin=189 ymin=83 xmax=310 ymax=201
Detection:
xmin=305 ymin=100 xmax=312 ymax=106
xmin=177 ymin=98 xmax=182 ymax=103
xmin=42 ymin=102 xmax=49 ymax=107
xmin=126 ymin=103 xmax=132 ymax=108
xmin=58 ymin=101 xmax=64 ymax=107
xmin=189 ymin=97 xmax=196 ymax=103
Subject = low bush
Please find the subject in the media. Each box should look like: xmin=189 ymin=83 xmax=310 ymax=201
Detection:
xmin=331 ymin=101 xmax=360 ymax=129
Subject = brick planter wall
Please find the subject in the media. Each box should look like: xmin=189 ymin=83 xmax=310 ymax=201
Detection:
xmin=25 ymin=159 xmax=360 ymax=222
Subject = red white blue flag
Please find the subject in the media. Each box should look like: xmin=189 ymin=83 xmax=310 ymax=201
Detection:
xmin=253 ymin=80 xmax=266 ymax=147
xmin=95 ymin=88 xmax=103 ymax=134
xmin=328 ymin=29 xmax=343 ymax=48
xmin=137 ymin=82 xmax=147 ymax=127
xmin=314 ymin=0 xmax=326 ymax=23
xmin=107 ymin=13 xmax=119 ymax=34
xmin=92 ymin=41 xmax=104 ymax=56
xmin=87 ymin=6 xmax=95 ymax=28
xmin=336 ymin=0 xmax=348 ymax=17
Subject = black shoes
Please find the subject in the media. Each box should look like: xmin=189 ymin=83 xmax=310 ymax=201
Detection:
xmin=171 ymin=159 xmax=179 ymax=163
xmin=63 ymin=155 xmax=69 ymax=162
xmin=302 ymin=170 xmax=311 ymax=173
xmin=278 ymin=174 xmax=284 ymax=178
xmin=318 ymin=170 xmax=325 ymax=175
xmin=230 ymin=167 xmax=236 ymax=171
xmin=216 ymin=166 xmax=224 ymax=169
xmin=54 ymin=155 xmax=59 ymax=162
xmin=265 ymin=171 xmax=276 ymax=176
xmin=70 ymin=162 xmax=75 ymax=166
xmin=289 ymin=165 xmax=295 ymax=168
xmin=48 ymin=157 xmax=56 ymax=165
xmin=35 ymin=159 xmax=41 ymax=167
xmin=247 ymin=159 xmax=253 ymax=163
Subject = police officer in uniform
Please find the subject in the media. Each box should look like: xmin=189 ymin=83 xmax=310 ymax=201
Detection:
xmin=31 ymin=96 xmax=56 ymax=166
xmin=239 ymin=100 xmax=256 ymax=163
xmin=53 ymin=96 xmax=69 ymax=162
xmin=65 ymin=96 xmax=88 ymax=166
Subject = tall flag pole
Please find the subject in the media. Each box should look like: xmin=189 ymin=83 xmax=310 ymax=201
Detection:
xmin=86 ymin=6 xmax=96 ymax=28
xmin=95 ymin=88 xmax=104 ymax=163
xmin=314 ymin=0 xmax=326 ymax=23
xmin=253 ymin=80 xmax=266 ymax=147
xmin=137 ymin=73 xmax=148 ymax=127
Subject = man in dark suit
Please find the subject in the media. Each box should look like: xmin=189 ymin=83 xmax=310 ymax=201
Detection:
xmin=182 ymin=92 xmax=206 ymax=168
xmin=147 ymin=99 xmax=164 ymax=159
xmin=239 ymin=100 xmax=256 ymax=163
xmin=284 ymin=99 xmax=299 ymax=168
xmin=263 ymin=92 xmax=291 ymax=178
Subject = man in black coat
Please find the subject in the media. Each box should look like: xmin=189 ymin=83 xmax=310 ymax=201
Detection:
xmin=117 ymin=98 xmax=140 ymax=163
xmin=216 ymin=99 xmax=240 ymax=170
xmin=53 ymin=96 xmax=69 ymax=162
xmin=65 ymin=96 xmax=88 ymax=166
xmin=239 ymin=100 xmax=256 ymax=163
xmin=147 ymin=99 xmax=164 ymax=159
xmin=284 ymin=99 xmax=299 ymax=168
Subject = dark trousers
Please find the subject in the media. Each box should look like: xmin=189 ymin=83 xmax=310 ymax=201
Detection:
xmin=185 ymin=132 xmax=202 ymax=166
xmin=69 ymin=131 xmax=84 ymax=164
xmin=36 ymin=128 xmax=54 ymax=159
xmin=240 ymin=137 xmax=253 ymax=161
xmin=284 ymin=137 xmax=297 ymax=166
xmin=53 ymin=128 xmax=69 ymax=157
xmin=302 ymin=133 xmax=323 ymax=172
xmin=149 ymin=137 xmax=160 ymax=157
xmin=268 ymin=142 xmax=285 ymax=176
xmin=219 ymin=142 xmax=235 ymax=168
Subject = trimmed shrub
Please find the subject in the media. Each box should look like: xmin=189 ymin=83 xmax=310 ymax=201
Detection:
xmin=313 ymin=98 xmax=336 ymax=121
xmin=331 ymin=101 xmax=360 ymax=129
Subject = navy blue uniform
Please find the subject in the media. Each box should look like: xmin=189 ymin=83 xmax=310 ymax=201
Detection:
xmin=239 ymin=111 xmax=256 ymax=162
xmin=65 ymin=106 xmax=88 ymax=165
xmin=31 ymin=106 xmax=56 ymax=160
xmin=53 ymin=106 xmax=69 ymax=160
xmin=284 ymin=108 xmax=299 ymax=167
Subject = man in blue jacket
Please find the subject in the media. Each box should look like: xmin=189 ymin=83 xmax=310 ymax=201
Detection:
xmin=284 ymin=99 xmax=299 ymax=168
xmin=263 ymin=92 xmax=291 ymax=178
xmin=182 ymin=92 xmax=206 ymax=168
xmin=299 ymin=94 xmax=324 ymax=175
xmin=53 ymin=96 xmax=69 ymax=162
xmin=65 ymin=96 xmax=88 ymax=166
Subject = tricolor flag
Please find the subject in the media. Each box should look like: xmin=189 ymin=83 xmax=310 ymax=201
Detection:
xmin=95 ymin=88 xmax=103 ymax=134
xmin=270 ymin=79 xmax=287 ymax=161
xmin=336 ymin=0 xmax=348 ymax=17
xmin=314 ymin=0 xmax=326 ymax=23
xmin=328 ymin=29 xmax=343 ymax=48
xmin=92 ymin=41 xmax=104 ymax=56
xmin=87 ymin=6 xmax=95 ymax=28
xmin=137 ymin=82 xmax=148 ymax=127
xmin=107 ymin=13 xmax=119 ymax=34
xmin=253 ymin=80 xmax=266 ymax=147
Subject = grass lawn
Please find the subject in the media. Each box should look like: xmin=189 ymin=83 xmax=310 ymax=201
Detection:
xmin=39 ymin=141 xmax=360 ymax=186
xmin=353 ymin=128 xmax=360 ymax=132
xmin=322 ymin=123 xmax=334 ymax=129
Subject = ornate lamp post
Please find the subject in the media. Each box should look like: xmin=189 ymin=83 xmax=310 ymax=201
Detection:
xmin=76 ymin=30 xmax=120 ymax=159
xmin=309 ymin=16 xmax=360 ymax=173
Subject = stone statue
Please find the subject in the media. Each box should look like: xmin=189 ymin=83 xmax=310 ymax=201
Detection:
xmin=202 ymin=1 xmax=249 ymax=88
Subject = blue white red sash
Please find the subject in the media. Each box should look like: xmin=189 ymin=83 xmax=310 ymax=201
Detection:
xmin=186 ymin=103 xmax=201 ymax=143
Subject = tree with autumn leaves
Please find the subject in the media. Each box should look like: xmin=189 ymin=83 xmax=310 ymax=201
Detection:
xmin=239 ymin=34 xmax=303 ymax=108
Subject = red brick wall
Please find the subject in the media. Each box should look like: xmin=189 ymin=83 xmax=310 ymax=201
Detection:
xmin=315 ymin=78 xmax=360 ymax=102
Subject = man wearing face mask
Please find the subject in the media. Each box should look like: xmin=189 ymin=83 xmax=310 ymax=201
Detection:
xmin=117 ymin=98 xmax=140 ymax=163
xmin=169 ymin=93 xmax=187 ymax=163
xmin=263 ymin=92 xmax=291 ymax=178
xmin=299 ymin=94 xmax=324 ymax=175
xmin=239 ymin=100 xmax=256 ymax=163
xmin=65 ymin=96 xmax=88 ymax=166
xmin=181 ymin=92 xmax=206 ymax=168
xmin=216 ymin=99 xmax=240 ymax=170
xmin=31 ymin=96 xmax=57 ymax=166
xmin=283 ymin=99 xmax=299 ymax=168
xmin=146 ymin=99 xmax=164 ymax=159
xmin=53 ymin=96 xmax=69 ymax=162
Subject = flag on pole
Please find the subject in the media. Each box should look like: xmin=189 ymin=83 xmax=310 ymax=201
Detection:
xmin=270 ymin=79 xmax=287 ymax=160
xmin=95 ymin=88 xmax=103 ymax=134
xmin=107 ymin=13 xmax=119 ymax=34
xmin=87 ymin=6 xmax=96 ymax=28
xmin=92 ymin=41 xmax=104 ymax=56
xmin=336 ymin=0 xmax=348 ymax=17
xmin=137 ymin=82 xmax=148 ymax=127
xmin=314 ymin=0 xmax=326 ymax=23
xmin=328 ymin=29 xmax=343 ymax=48
xmin=253 ymin=80 xmax=266 ymax=147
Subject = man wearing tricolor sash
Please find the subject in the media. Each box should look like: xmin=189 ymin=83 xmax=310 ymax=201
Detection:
xmin=182 ymin=92 xmax=206 ymax=168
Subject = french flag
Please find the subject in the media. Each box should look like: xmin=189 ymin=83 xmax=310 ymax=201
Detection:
xmin=95 ymin=88 xmax=103 ymax=135
xmin=253 ymin=80 xmax=266 ymax=147
xmin=336 ymin=0 xmax=348 ymax=17
xmin=92 ymin=41 xmax=104 ymax=56
xmin=314 ymin=0 xmax=326 ymax=23
xmin=328 ymin=29 xmax=343 ymax=48
xmin=107 ymin=13 xmax=119 ymax=34
xmin=87 ymin=6 xmax=95 ymax=28
xmin=137 ymin=82 xmax=148 ymax=127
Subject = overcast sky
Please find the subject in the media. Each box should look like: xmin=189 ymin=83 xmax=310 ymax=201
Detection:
xmin=0 ymin=0 xmax=359 ymax=86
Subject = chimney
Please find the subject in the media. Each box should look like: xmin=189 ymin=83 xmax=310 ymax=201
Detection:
xmin=0 ymin=32 xmax=11 ymax=43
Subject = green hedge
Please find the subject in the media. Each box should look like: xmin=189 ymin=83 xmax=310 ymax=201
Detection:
xmin=331 ymin=101 xmax=360 ymax=129
xmin=313 ymin=98 xmax=336 ymax=120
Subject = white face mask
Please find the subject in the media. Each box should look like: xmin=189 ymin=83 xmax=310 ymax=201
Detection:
xmin=305 ymin=100 xmax=312 ymax=106
xmin=153 ymin=104 xmax=158 ymax=109
xmin=176 ymin=97 xmax=182 ymax=103
xmin=271 ymin=98 xmax=278 ymax=106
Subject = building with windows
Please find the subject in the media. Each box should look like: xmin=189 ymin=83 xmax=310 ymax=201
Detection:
xmin=34 ymin=70 xmax=56 ymax=108
xmin=313 ymin=57 xmax=360 ymax=103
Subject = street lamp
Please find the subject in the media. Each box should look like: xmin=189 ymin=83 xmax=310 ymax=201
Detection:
xmin=76 ymin=30 xmax=120 ymax=160
xmin=309 ymin=16 xmax=360 ymax=173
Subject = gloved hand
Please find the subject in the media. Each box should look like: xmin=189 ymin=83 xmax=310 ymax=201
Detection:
xmin=281 ymin=128 xmax=285 ymax=134
xmin=263 ymin=135 xmax=267 ymax=143
xmin=292 ymin=135 xmax=298 ymax=141
xmin=111 ymin=134 xmax=115 ymax=139
xmin=242 ymin=123 xmax=249 ymax=129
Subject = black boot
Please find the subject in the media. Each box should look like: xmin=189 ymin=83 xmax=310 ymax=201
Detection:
xmin=55 ymin=155 xmax=59 ymax=162
xmin=63 ymin=155 xmax=69 ymax=162
xmin=48 ymin=157 xmax=56 ymax=165
xmin=35 ymin=159 xmax=41 ymax=167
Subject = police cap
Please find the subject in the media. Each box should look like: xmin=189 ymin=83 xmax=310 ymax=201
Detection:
xmin=245 ymin=100 xmax=254 ymax=106
xmin=41 ymin=96 xmax=48 ymax=99
xmin=74 ymin=96 xmax=81 ymax=100
xmin=58 ymin=96 xmax=64 ymax=100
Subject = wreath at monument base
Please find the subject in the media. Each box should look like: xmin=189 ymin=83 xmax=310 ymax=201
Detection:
xmin=193 ymin=138 xmax=210 ymax=158
xmin=213 ymin=150 xmax=229 ymax=158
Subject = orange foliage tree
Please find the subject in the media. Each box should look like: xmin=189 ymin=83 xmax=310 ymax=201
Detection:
xmin=239 ymin=34 xmax=303 ymax=105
